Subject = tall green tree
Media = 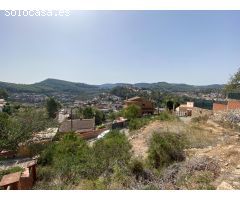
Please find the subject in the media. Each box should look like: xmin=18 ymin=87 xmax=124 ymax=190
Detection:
xmin=83 ymin=107 xmax=95 ymax=119
xmin=0 ymin=112 xmax=30 ymax=151
xmin=224 ymin=68 xmax=240 ymax=93
xmin=14 ymin=107 xmax=57 ymax=133
xmin=46 ymin=97 xmax=60 ymax=119
xmin=123 ymin=104 xmax=141 ymax=120
xmin=95 ymin=109 xmax=105 ymax=125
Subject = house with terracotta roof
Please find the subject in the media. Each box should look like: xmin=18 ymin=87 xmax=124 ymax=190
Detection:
xmin=124 ymin=96 xmax=154 ymax=116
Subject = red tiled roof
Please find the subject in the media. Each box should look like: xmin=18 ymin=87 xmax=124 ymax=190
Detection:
xmin=126 ymin=96 xmax=142 ymax=101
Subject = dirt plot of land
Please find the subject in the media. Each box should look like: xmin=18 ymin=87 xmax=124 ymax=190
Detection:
xmin=128 ymin=120 xmax=187 ymax=159
xmin=128 ymin=117 xmax=240 ymax=189
xmin=187 ymin=121 xmax=240 ymax=189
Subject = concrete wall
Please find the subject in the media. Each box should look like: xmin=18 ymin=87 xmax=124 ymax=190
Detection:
xmin=0 ymin=165 xmax=36 ymax=190
xmin=213 ymin=103 xmax=227 ymax=112
xmin=228 ymin=100 xmax=240 ymax=110
xmin=213 ymin=101 xmax=240 ymax=112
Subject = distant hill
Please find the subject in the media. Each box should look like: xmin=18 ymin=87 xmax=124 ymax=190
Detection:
xmin=0 ymin=78 xmax=224 ymax=94
xmin=0 ymin=78 xmax=100 ymax=94
xmin=101 ymin=82 xmax=224 ymax=92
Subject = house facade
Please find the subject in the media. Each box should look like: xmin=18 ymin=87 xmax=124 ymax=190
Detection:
xmin=176 ymin=102 xmax=194 ymax=117
xmin=124 ymin=96 xmax=154 ymax=115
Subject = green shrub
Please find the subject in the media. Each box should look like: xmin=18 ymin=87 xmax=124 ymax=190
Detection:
xmin=52 ymin=134 xmax=92 ymax=182
xmin=91 ymin=130 xmax=132 ymax=178
xmin=129 ymin=159 xmax=145 ymax=180
xmin=156 ymin=111 xmax=176 ymax=121
xmin=37 ymin=131 xmax=132 ymax=187
xmin=38 ymin=143 xmax=56 ymax=166
xmin=38 ymin=133 xmax=92 ymax=184
xmin=148 ymin=132 xmax=187 ymax=169
xmin=129 ymin=117 xmax=151 ymax=131
xmin=123 ymin=104 xmax=141 ymax=120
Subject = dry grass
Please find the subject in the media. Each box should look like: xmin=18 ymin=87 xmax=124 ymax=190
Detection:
xmin=184 ymin=124 xmax=219 ymax=149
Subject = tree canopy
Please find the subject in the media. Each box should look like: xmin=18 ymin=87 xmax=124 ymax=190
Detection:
xmin=46 ymin=97 xmax=61 ymax=118
xmin=0 ymin=112 xmax=29 ymax=151
xmin=0 ymin=89 xmax=8 ymax=99
xmin=82 ymin=107 xmax=95 ymax=119
xmin=123 ymin=104 xmax=141 ymax=120
xmin=0 ymin=108 xmax=58 ymax=151
xmin=224 ymin=68 xmax=240 ymax=93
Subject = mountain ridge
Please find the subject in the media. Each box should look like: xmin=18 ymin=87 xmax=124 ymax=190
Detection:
xmin=0 ymin=78 xmax=225 ymax=94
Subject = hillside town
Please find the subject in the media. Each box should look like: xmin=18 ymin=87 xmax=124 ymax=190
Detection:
xmin=1 ymin=76 xmax=240 ymax=189
xmin=1 ymin=9 xmax=240 ymax=192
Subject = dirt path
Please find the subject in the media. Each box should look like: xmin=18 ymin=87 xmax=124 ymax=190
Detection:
xmin=128 ymin=121 xmax=162 ymax=159
xmin=129 ymin=120 xmax=187 ymax=159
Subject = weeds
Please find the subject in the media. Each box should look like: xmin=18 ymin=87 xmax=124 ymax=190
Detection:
xmin=191 ymin=115 xmax=209 ymax=123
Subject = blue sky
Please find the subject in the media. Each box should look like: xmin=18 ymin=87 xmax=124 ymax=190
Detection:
xmin=0 ymin=10 xmax=239 ymax=85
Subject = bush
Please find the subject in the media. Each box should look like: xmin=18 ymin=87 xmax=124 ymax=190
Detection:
xmin=38 ymin=133 xmax=92 ymax=184
xmin=156 ymin=111 xmax=176 ymax=121
xmin=91 ymin=131 xmax=132 ymax=178
xmin=0 ymin=112 xmax=30 ymax=151
xmin=38 ymin=143 xmax=56 ymax=166
xmin=129 ymin=159 xmax=145 ymax=181
xmin=123 ymin=105 xmax=141 ymax=120
xmin=129 ymin=117 xmax=152 ymax=131
xmin=37 ymin=131 xmax=132 ymax=187
xmin=148 ymin=132 xmax=187 ymax=169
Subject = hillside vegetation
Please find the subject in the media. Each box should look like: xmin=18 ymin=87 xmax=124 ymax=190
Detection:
xmin=0 ymin=78 xmax=224 ymax=94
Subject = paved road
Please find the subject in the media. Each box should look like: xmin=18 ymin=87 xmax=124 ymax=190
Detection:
xmin=0 ymin=157 xmax=34 ymax=170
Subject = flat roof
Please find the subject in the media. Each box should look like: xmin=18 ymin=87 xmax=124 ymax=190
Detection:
xmin=0 ymin=172 xmax=21 ymax=187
